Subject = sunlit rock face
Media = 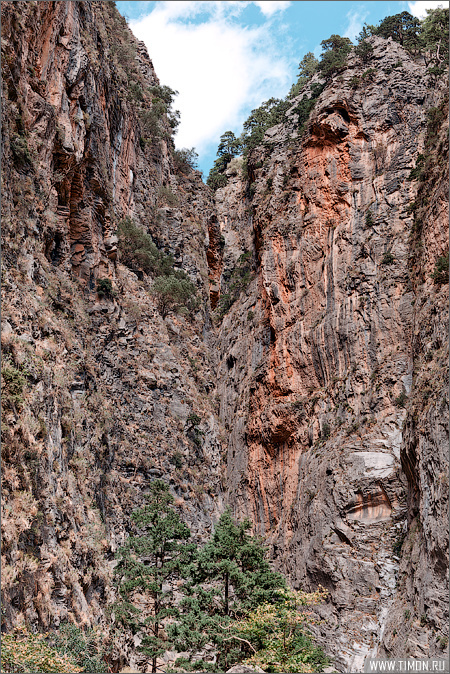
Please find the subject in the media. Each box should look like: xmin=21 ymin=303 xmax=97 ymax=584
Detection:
xmin=1 ymin=5 xmax=222 ymax=667
xmin=1 ymin=4 xmax=448 ymax=672
xmin=214 ymin=37 xmax=448 ymax=669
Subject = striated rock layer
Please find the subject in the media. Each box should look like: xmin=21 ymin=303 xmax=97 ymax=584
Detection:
xmin=1 ymin=3 xmax=223 ymax=669
xmin=214 ymin=38 xmax=448 ymax=670
xmin=1 ymin=5 xmax=448 ymax=672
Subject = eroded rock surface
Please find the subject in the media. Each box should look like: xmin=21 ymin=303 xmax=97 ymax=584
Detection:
xmin=213 ymin=37 xmax=448 ymax=670
xmin=1 ymin=5 xmax=222 ymax=669
xmin=1 ymin=7 xmax=448 ymax=673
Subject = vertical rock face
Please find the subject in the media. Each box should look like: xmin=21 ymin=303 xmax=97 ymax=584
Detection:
xmin=1 ymin=3 xmax=222 ymax=662
xmin=1 ymin=6 xmax=448 ymax=672
xmin=214 ymin=38 xmax=448 ymax=669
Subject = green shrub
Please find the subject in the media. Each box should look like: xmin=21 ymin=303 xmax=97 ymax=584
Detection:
xmin=321 ymin=423 xmax=330 ymax=440
xmin=1 ymin=627 xmax=81 ymax=673
xmin=173 ymin=147 xmax=198 ymax=172
xmin=354 ymin=40 xmax=373 ymax=63
xmin=206 ymin=169 xmax=228 ymax=191
xmin=350 ymin=76 xmax=361 ymax=89
xmin=394 ymin=390 xmax=407 ymax=408
xmin=382 ymin=251 xmax=395 ymax=265
xmin=2 ymin=363 xmax=26 ymax=410
xmin=158 ymin=185 xmax=179 ymax=206
xmin=48 ymin=623 xmax=105 ymax=673
xmin=118 ymin=217 xmax=174 ymax=276
xmin=186 ymin=412 xmax=201 ymax=429
xmin=96 ymin=277 xmax=115 ymax=298
xmin=10 ymin=134 xmax=33 ymax=167
xmin=404 ymin=609 xmax=411 ymax=620
xmin=207 ymin=131 xmax=243 ymax=190
xmin=318 ymin=34 xmax=353 ymax=78
xmin=151 ymin=274 xmax=198 ymax=318
xmin=431 ymin=254 xmax=449 ymax=285
xmin=128 ymin=81 xmax=143 ymax=101
xmin=408 ymin=153 xmax=426 ymax=181
xmin=288 ymin=52 xmax=319 ymax=98
xmin=170 ymin=451 xmax=184 ymax=469
xmin=139 ymin=107 xmax=164 ymax=141
xmin=367 ymin=11 xmax=421 ymax=52
xmin=241 ymin=98 xmax=290 ymax=153
xmin=362 ymin=68 xmax=377 ymax=80
xmin=365 ymin=210 xmax=374 ymax=227
xmin=291 ymin=82 xmax=325 ymax=134
xmin=393 ymin=532 xmax=406 ymax=556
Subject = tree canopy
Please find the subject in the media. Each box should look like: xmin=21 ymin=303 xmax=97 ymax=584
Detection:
xmin=318 ymin=34 xmax=353 ymax=78
xmin=112 ymin=480 xmax=193 ymax=673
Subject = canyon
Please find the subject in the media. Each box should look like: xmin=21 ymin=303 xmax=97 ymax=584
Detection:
xmin=1 ymin=2 xmax=448 ymax=672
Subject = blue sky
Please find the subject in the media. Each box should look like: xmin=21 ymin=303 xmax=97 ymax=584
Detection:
xmin=116 ymin=1 xmax=448 ymax=177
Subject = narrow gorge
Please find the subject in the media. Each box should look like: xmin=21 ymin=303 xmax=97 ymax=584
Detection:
xmin=1 ymin=2 xmax=448 ymax=673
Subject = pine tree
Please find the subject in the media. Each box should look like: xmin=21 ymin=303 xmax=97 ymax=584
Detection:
xmin=421 ymin=7 xmax=449 ymax=69
xmin=288 ymin=52 xmax=319 ymax=98
xmin=170 ymin=509 xmax=286 ymax=671
xmin=112 ymin=480 xmax=194 ymax=673
xmin=318 ymin=35 xmax=353 ymax=78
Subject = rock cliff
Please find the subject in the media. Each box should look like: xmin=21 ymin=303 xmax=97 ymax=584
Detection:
xmin=1 ymin=3 xmax=222 ymax=668
xmin=1 ymin=3 xmax=448 ymax=672
xmin=213 ymin=37 xmax=448 ymax=670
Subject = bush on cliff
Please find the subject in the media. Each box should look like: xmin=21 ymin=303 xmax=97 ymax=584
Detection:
xmin=173 ymin=147 xmax=199 ymax=173
xmin=207 ymin=131 xmax=242 ymax=191
xmin=118 ymin=217 xmax=174 ymax=276
xmin=431 ymin=253 xmax=449 ymax=285
xmin=150 ymin=274 xmax=199 ymax=318
xmin=1 ymin=627 xmax=82 ymax=673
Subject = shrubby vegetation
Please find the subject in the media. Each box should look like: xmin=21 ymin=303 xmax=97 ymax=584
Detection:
xmin=1 ymin=627 xmax=85 ymax=674
xmin=111 ymin=482 xmax=328 ymax=673
xmin=1 ymin=361 xmax=27 ymax=410
xmin=207 ymin=131 xmax=243 ymax=190
xmin=358 ymin=7 xmax=449 ymax=70
xmin=117 ymin=217 xmax=198 ymax=318
xmin=96 ymin=277 xmax=116 ymax=299
xmin=431 ymin=253 xmax=449 ymax=285
xmin=48 ymin=623 xmax=106 ymax=673
xmin=234 ymin=587 xmax=330 ymax=673
xmin=217 ymin=252 xmax=253 ymax=318
xmin=150 ymin=274 xmax=199 ymax=318
xmin=173 ymin=147 xmax=199 ymax=173
xmin=118 ymin=217 xmax=174 ymax=276
xmin=288 ymin=52 xmax=319 ymax=98
xmin=318 ymin=35 xmax=353 ymax=78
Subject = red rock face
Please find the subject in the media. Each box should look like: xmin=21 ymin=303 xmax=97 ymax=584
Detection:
xmin=1 ymin=4 xmax=448 ymax=670
xmin=1 ymin=4 xmax=220 ymax=661
xmin=214 ymin=38 xmax=448 ymax=668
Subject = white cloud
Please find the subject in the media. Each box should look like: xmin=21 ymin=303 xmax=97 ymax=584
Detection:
xmin=129 ymin=1 xmax=293 ymax=153
xmin=254 ymin=1 xmax=291 ymax=17
xmin=408 ymin=0 xmax=449 ymax=17
xmin=344 ymin=7 xmax=369 ymax=41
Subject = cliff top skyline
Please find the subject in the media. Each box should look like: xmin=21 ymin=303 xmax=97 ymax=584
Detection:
xmin=116 ymin=0 xmax=448 ymax=176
